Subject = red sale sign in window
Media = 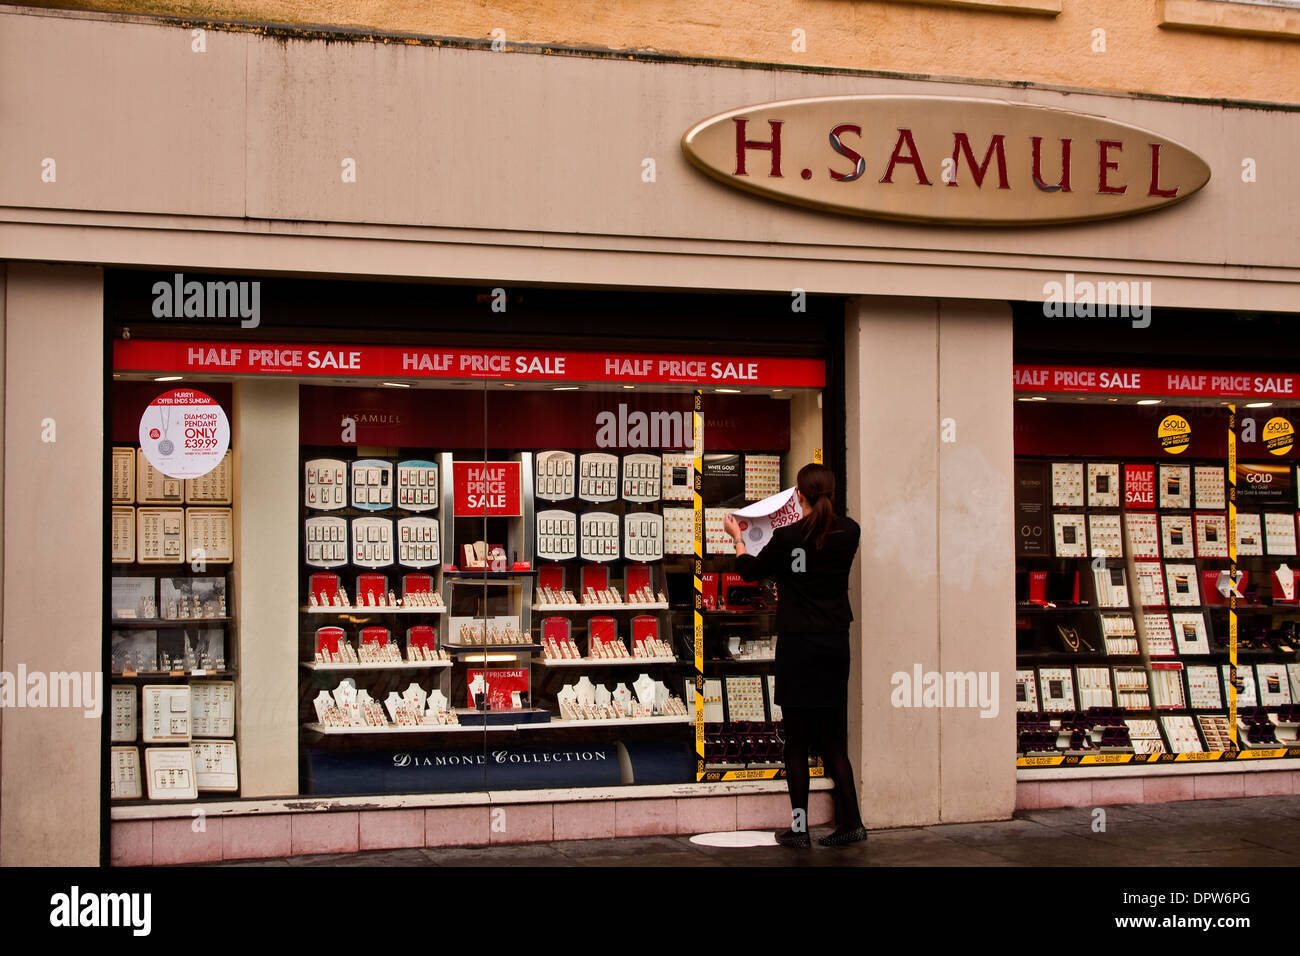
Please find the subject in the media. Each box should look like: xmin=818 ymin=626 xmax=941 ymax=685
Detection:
xmin=1124 ymin=464 xmax=1155 ymax=509
xmin=453 ymin=461 xmax=522 ymax=517
xmin=138 ymin=388 xmax=230 ymax=479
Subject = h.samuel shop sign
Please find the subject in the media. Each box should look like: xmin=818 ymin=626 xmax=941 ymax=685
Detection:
xmin=681 ymin=96 xmax=1210 ymax=225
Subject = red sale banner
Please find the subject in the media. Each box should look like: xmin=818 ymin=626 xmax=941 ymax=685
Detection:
xmin=1124 ymin=464 xmax=1155 ymax=509
xmin=453 ymin=462 xmax=522 ymax=517
xmin=467 ymin=669 xmax=529 ymax=710
xmin=1015 ymin=364 xmax=1300 ymax=400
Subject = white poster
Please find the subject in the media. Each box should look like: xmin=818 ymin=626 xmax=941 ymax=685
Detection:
xmin=730 ymin=487 xmax=802 ymax=556
xmin=138 ymin=388 xmax=230 ymax=479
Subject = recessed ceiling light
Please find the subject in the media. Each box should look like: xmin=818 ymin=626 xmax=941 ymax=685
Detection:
xmin=1137 ymin=399 xmax=1162 ymax=405
xmin=622 ymin=385 xmax=635 ymax=390
xmin=501 ymin=382 xmax=517 ymax=388
xmin=381 ymin=382 xmax=411 ymax=388
xmin=553 ymin=386 xmax=580 ymax=391
xmin=715 ymin=387 xmax=742 ymax=394
xmin=1245 ymin=401 xmax=1273 ymax=408
xmin=153 ymin=375 xmax=183 ymax=382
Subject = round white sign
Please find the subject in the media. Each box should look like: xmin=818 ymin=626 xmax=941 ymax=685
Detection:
xmin=138 ymin=388 xmax=230 ymax=479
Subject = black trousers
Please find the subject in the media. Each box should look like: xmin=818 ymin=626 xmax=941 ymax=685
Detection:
xmin=782 ymin=702 xmax=863 ymax=831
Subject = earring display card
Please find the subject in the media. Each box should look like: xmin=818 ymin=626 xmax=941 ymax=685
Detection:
xmin=578 ymin=453 xmax=620 ymax=503
xmin=705 ymin=509 xmax=736 ymax=555
xmin=111 ymin=631 xmax=157 ymax=674
xmin=535 ymin=509 xmax=578 ymax=562
xmin=1264 ymin=513 xmax=1297 ymax=556
xmin=1159 ymin=514 xmax=1194 ymax=560
xmin=111 ymin=685 xmax=137 ymax=743
xmin=1221 ymin=664 xmax=1258 ymax=707
xmin=190 ymin=681 xmax=236 ymax=737
xmin=1143 ymin=613 xmax=1175 ymax=657
xmin=724 ymin=675 xmax=766 ymax=722
xmin=1257 ymin=663 xmax=1292 ymax=706
xmin=112 ymin=507 xmax=136 ymax=563
xmin=142 ymin=685 xmax=192 ymax=743
xmin=396 ymin=516 xmax=441 ymax=568
xmin=1038 ymin=667 xmax=1076 ymax=713
xmin=1051 ymin=463 xmax=1084 ymax=508
xmin=1087 ymin=463 xmax=1120 ymax=508
xmin=534 ymin=450 xmax=576 ymax=502
xmin=1015 ymin=670 xmax=1039 ymax=712
xmin=663 ymin=508 xmax=694 ymax=555
xmin=185 ymin=449 xmax=233 ymax=504
xmin=1158 ymin=465 xmax=1191 ymax=510
xmin=622 ymin=454 xmax=662 ymax=502
xmin=1113 ymin=667 xmax=1152 ymax=710
xmin=1151 ymin=663 xmax=1187 ymax=709
xmin=623 ymin=512 xmax=664 ymax=563
xmin=1125 ymin=512 xmax=1160 ymax=559
xmin=1236 ymin=513 xmax=1264 ymax=556
xmin=1094 ymin=567 xmax=1129 ymax=608
xmin=136 ymin=456 xmax=183 ymax=504
xmin=305 ymin=516 xmax=349 ymax=568
xmin=1165 ymin=563 xmax=1200 ymax=607
xmin=159 ymin=577 xmax=226 ymax=620
xmin=1194 ymin=512 xmax=1229 ymax=558
xmin=191 ymin=740 xmax=239 ymax=792
xmin=1194 ymin=466 xmax=1226 ymax=510
xmin=579 ymin=512 xmax=620 ymax=562
xmin=1053 ymin=513 xmax=1088 ymax=558
xmin=702 ymin=679 xmax=724 ymax=722
xmin=1171 ymin=612 xmax=1210 ymax=655
xmin=137 ymin=508 xmax=186 ymax=563
xmin=351 ymin=517 xmax=394 ymax=569
xmin=1087 ymin=513 xmax=1122 ymax=558
xmin=1101 ymin=614 xmax=1138 ymax=655
xmin=1134 ymin=561 xmax=1167 ymax=607
xmin=1075 ymin=667 xmax=1114 ymax=709
xmin=144 ymin=747 xmax=198 ymax=801
xmin=744 ymin=454 xmax=781 ymax=501
xmin=1197 ymin=714 xmax=1234 ymax=751
xmin=113 ymin=447 xmax=136 ymax=503
xmin=185 ymin=508 xmax=234 ymax=564
xmin=766 ymin=675 xmax=781 ymax=723
xmin=396 ymin=460 xmax=439 ymax=511
xmin=304 ymin=458 xmax=348 ymax=511
xmin=1187 ymin=665 xmax=1223 ymax=708
xmin=109 ymin=746 xmax=143 ymax=800
xmin=1124 ymin=719 xmax=1166 ymax=755
xmin=112 ymin=577 xmax=156 ymax=620
xmin=1161 ymin=715 xmax=1202 ymax=753
xmin=350 ymin=459 xmax=393 ymax=510
xmin=661 ymin=453 xmax=694 ymax=502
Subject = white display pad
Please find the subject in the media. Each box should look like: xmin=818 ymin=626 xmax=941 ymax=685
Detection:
xmin=1015 ymin=669 xmax=1039 ymax=712
xmin=351 ymin=459 xmax=393 ymax=510
xmin=112 ymin=447 xmax=136 ymax=504
xmin=137 ymin=507 xmax=186 ymax=564
xmin=1124 ymin=718 xmax=1165 ymax=755
xmin=304 ymin=457 xmax=348 ymax=511
xmin=661 ymin=453 xmax=694 ymax=502
xmin=1171 ymin=612 xmax=1210 ymax=655
xmin=535 ymin=451 xmax=576 ymax=502
xmin=622 ymin=454 xmax=662 ymax=502
xmin=1101 ymin=614 xmax=1138 ymax=655
xmin=397 ymin=516 xmax=441 ymax=568
xmin=1053 ymin=513 xmax=1087 ymax=558
xmin=111 ymin=684 xmax=137 ymax=743
xmin=191 ymin=739 xmax=239 ymax=792
xmin=1134 ymin=561 xmax=1166 ymax=607
xmin=766 ymin=675 xmax=781 ymax=722
xmin=705 ymin=508 xmax=736 ymax=555
xmin=702 ymin=679 xmax=724 ymax=723
xmin=185 ymin=449 xmax=232 ymax=504
xmin=1222 ymin=664 xmax=1257 ymax=707
xmin=1151 ymin=664 xmax=1186 ymax=709
xmin=1257 ymin=663 xmax=1293 ymax=706
xmin=1160 ymin=514 xmax=1194 ymax=559
xmin=1038 ymin=667 xmax=1076 ymax=713
xmin=1187 ymin=665 xmax=1222 ymax=708
xmin=1195 ymin=512 xmax=1228 ymax=558
xmin=186 ymin=507 xmax=234 ymax=564
xmin=1161 ymin=715 xmax=1202 ymax=754
xmin=1094 ymin=567 xmax=1129 ymax=608
xmin=745 ymin=454 xmax=781 ymax=501
xmin=1198 ymin=714 xmax=1234 ymax=752
xmin=111 ymin=507 xmax=136 ymax=564
xmin=663 ymin=508 xmax=694 ymax=555
xmin=1142 ymin=613 xmax=1175 ymax=657
xmin=1164 ymin=563 xmax=1199 ymax=607
xmin=395 ymin=460 xmax=439 ymax=511
xmin=1075 ymin=667 xmax=1113 ymax=709
xmin=190 ymin=681 xmax=235 ymax=737
xmin=579 ymin=512 xmax=620 ymax=562
xmin=1087 ymin=513 xmax=1122 ymax=558
xmin=1087 ymin=463 xmax=1120 ymax=508
xmin=1264 ymin=513 xmax=1297 ymax=556
xmin=144 ymin=747 xmax=198 ymax=800
xmin=578 ymin=453 xmax=619 ymax=503
xmin=1051 ymin=462 xmax=1084 ymax=508
xmin=536 ymin=509 xmax=578 ymax=561
xmin=724 ymin=675 xmax=766 ymax=722
xmin=624 ymin=512 xmax=664 ymax=562
xmin=305 ymin=516 xmax=349 ymax=568
xmin=1236 ymin=513 xmax=1264 ymax=556
xmin=1194 ymin=466 xmax=1225 ymax=510
xmin=137 ymin=455 xmax=184 ymax=504
xmin=352 ymin=516 xmax=394 ymax=568
xmin=109 ymin=747 xmax=142 ymax=800
xmin=142 ymin=685 xmax=192 ymax=743
xmin=1113 ymin=667 xmax=1151 ymax=710
xmin=1125 ymin=512 xmax=1160 ymax=559
xmin=1158 ymin=464 xmax=1191 ymax=509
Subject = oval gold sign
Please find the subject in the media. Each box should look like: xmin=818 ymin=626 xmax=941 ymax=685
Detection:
xmin=681 ymin=96 xmax=1211 ymax=225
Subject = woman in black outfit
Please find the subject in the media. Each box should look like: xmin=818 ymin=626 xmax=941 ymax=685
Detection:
xmin=724 ymin=463 xmax=867 ymax=848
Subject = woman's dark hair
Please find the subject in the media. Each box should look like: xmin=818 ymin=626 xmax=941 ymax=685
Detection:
xmin=797 ymin=463 xmax=836 ymax=550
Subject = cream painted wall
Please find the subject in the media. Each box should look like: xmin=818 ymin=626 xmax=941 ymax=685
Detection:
xmin=1 ymin=263 xmax=102 ymax=866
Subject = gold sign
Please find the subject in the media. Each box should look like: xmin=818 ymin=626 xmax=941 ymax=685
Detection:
xmin=681 ymin=96 xmax=1211 ymax=225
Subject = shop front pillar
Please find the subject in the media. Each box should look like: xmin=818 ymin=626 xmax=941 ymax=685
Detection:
xmin=845 ymin=295 xmax=1015 ymax=828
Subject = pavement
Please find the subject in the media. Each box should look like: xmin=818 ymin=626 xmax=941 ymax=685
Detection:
xmin=217 ymin=793 xmax=1300 ymax=866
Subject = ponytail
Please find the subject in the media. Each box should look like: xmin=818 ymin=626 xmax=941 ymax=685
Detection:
xmin=796 ymin=463 xmax=836 ymax=550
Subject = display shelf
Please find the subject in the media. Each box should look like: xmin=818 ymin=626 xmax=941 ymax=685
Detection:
xmin=300 ymin=660 xmax=452 ymax=672
xmin=443 ymin=644 xmax=542 ymax=655
xmin=304 ymin=606 xmax=446 ymax=615
xmin=111 ymin=618 xmax=235 ymax=628
xmin=531 ymin=602 xmax=669 ymax=612
xmin=443 ymin=570 xmax=537 ymax=580
xmin=707 ymin=654 xmax=778 ymax=663
xmin=539 ymin=657 xmax=678 ymax=668
xmin=303 ymin=721 xmax=480 ymax=735
xmin=516 ymin=714 xmax=694 ymax=729
xmin=112 ymin=669 xmax=237 ymax=680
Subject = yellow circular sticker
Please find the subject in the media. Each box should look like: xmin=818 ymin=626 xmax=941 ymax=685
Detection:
xmin=1264 ymin=416 xmax=1295 ymax=456
xmin=1158 ymin=414 xmax=1191 ymax=454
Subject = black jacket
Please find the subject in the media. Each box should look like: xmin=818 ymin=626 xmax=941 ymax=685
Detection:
xmin=734 ymin=515 xmax=860 ymax=633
